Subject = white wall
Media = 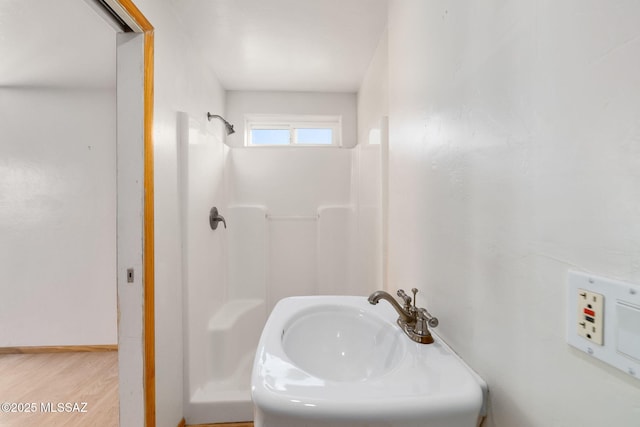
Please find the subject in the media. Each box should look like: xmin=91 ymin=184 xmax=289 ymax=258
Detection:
xmin=0 ymin=0 xmax=117 ymax=347
xmin=180 ymin=113 xmax=229 ymax=406
xmin=228 ymin=148 xmax=352 ymax=215
xmin=357 ymin=29 xmax=388 ymax=148
xmin=387 ymin=1 xmax=640 ymax=426
xmin=227 ymin=147 xmax=357 ymax=310
xmin=131 ymin=2 xmax=227 ymax=426
xmin=355 ymin=29 xmax=388 ymax=291
xmin=225 ymin=90 xmax=358 ymax=147
xmin=0 ymin=88 xmax=117 ymax=347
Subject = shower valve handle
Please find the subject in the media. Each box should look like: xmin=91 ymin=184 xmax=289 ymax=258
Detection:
xmin=209 ymin=207 xmax=227 ymax=230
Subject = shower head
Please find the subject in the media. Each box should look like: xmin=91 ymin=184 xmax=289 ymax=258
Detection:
xmin=207 ymin=112 xmax=235 ymax=135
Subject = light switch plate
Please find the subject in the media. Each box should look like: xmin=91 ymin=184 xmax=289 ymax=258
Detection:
xmin=567 ymin=270 xmax=640 ymax=381
xmin=616 ymin=302 xmax=640 ymax=362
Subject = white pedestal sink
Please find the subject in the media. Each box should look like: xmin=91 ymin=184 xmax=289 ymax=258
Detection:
xmin=251 ymin=296 xmax=488 ymax=427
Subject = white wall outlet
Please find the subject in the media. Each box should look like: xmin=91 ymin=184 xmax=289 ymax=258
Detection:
xmin=576 ymin=288 xmax=604 ymax=345
xmin=567 ymin=271 xmax=640 ymax=381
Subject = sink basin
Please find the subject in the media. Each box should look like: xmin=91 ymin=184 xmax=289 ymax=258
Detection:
xmin=282 ymin=304 xmax=405 ymax=382
xmin=251 ymin=296 xmax=488 ymax=427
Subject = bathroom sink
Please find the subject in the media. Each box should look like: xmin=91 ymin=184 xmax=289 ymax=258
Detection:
xmin=281 ymin=304 xmax=405 ymax=381
xmin=251 ymin=295 xmax=488 ymax=427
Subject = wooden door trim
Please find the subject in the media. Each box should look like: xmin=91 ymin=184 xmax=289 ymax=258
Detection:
xmin=112 ymin=1 xmax=155 ymax=426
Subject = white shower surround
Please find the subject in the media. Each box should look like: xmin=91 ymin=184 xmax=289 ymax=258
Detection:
xmin=183 ymin=143 xmax=384 ymax=423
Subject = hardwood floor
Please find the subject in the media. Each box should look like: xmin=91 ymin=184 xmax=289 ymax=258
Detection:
xmin=0 ymin=351 xmax=255 ymax=427
xmin=0 ymin=351 xmax=118 ymax=426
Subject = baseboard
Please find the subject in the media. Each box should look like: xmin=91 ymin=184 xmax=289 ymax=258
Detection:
xmin=185 ymin=422 xmax=253 ymax=427
xmin=0 ymin=345 xmax=118 ymax=354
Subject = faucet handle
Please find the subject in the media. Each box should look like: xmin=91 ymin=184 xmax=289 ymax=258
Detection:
xmin=418 ymin=307 xmax=439 ymax=328
xmin=411 ymin=288 xmax=419 ymax=307
xmin=396 ymin=289 xmax=412 ymax=308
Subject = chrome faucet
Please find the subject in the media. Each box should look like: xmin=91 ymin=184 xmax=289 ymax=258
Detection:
xmin=368 ymin=288 xmax=439 ymax=344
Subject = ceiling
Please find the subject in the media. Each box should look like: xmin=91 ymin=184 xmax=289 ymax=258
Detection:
xmin=172 ymin=0 xmax=388 ymax=92
xmin=0 ymin=0 xmax=387 ymax=93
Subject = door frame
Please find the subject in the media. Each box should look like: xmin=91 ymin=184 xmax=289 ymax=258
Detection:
xmin=91 ymin=0 xmax=155 ymax=425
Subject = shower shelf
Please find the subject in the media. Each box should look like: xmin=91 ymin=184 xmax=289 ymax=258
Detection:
xmin=265 ymin=214 xmax=319 ymax=220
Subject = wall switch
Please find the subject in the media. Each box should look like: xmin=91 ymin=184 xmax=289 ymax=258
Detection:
xmin=616 ymin=302 xmax=640 ymax=362
xmin=577 ymin=289 xmax=604 ymax=345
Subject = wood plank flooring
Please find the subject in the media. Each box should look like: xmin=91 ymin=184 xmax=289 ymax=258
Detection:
xmin=0 ymin=351 xmax=118 ymax=426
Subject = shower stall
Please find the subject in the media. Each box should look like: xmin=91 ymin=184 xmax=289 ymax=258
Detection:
xmin=179 ymin=112 xmax=386 ymax=424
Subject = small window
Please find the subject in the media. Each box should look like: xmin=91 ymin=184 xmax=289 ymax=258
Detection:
xmin=295 ymin=128 xmax=333 ymax=145
xmin=246 ymin=115 xmax=341 ymax=147
xmin=251 ymin=128 xmax=290 ymax=145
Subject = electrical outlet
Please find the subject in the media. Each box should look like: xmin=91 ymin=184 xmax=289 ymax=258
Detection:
xmin=568 ymin=271 xmax=640 ymax=380
xmin=577 ymin=288 xmax=604 ymax=345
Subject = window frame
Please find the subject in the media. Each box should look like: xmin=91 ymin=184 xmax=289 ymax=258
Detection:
xmin=245 ymin=114 xmax=342 ymax=147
